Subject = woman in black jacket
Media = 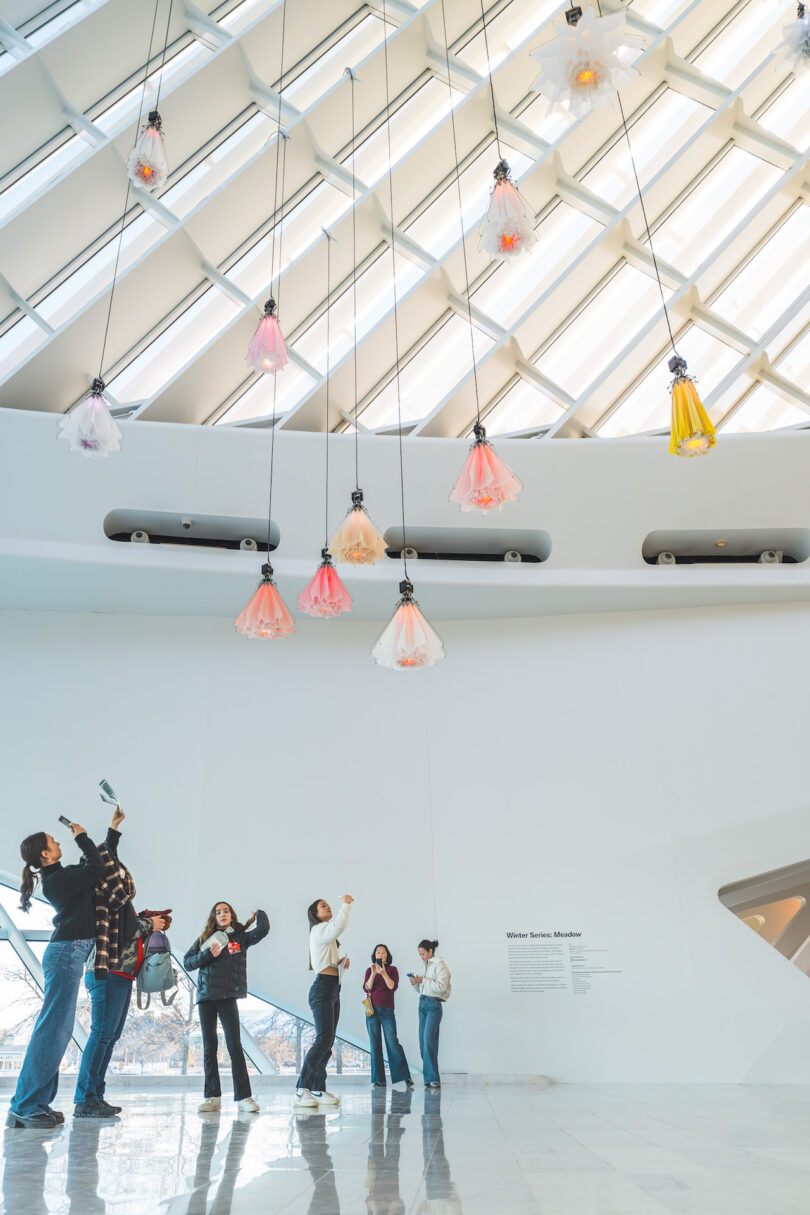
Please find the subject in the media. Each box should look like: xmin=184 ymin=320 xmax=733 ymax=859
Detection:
xmin=184 ymin=901 xmax=269 ymax=1114
xmin=8 ymin=820 xmax=106 ymax=1130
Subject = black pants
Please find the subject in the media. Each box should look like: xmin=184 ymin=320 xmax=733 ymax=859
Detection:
xmin=198 ymin=998 xmax=251 ymax=1100
xmin=297 ymin=974 xmax=340 ymax=1092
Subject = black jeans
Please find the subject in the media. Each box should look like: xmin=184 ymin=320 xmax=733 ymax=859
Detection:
xmin=198 ymin=998 xmax=251 ymax=1100
xmin=297 ymin=974 xmax=340 ymax=1092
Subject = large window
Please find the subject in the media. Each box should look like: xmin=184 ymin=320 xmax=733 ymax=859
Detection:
xmin=0 ymin=881 xmax=369 ymax=1076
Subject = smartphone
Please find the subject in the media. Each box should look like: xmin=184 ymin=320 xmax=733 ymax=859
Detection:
xmin=58 ymin=815 xmax=72 ymax=828
xmin=406 ymin=972 xmax=415 ymax=979
xmin=99 ymin=779 xmax=118 ymax=806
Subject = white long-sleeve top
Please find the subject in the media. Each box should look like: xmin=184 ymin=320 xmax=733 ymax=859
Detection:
xmin=416 ymin=954 xmax=451 ymax=1000
xmin=309 ymin=900 xmax=352 ymax=974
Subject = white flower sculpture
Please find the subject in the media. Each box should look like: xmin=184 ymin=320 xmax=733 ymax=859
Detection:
xmin=774 ymin=5 xmax=810 ymax=75
xmin=530 ymin=7 xmax=642 ymax=119
xmin=57 ymin=381 xmax=122 ymax=458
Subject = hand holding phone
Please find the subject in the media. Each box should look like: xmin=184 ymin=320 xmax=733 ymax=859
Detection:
xmin=58 ymin=815 xmax=72 ymax=829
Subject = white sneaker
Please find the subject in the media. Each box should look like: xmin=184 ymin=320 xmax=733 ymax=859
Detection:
xmin=311 ymin=1090 xmax=340 ymax=1105
xmin=198 ymin=1097 xmax=221 ymax=1113
xmin=237 ymin=1097 xmax=260 ymax=1113
xmin=294 ymin=1089 xmax=318 ymax=1108
xmin=392 ymin=1081 xmax=408 ymax=1092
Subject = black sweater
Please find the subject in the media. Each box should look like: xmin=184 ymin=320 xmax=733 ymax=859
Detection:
xmin=41 ymin=832 xmax=106 ymax=942
xmin=184 ymin=910 xmax=270 ymax=1002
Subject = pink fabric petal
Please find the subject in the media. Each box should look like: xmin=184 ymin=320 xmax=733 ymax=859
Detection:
xmin=246 ymin=315 xmax=289 ymax=374
xmin=371 ymin=601 xmax=445 ymax=670
xmin=329 ymin=506 xmax=387 ymax=565
xmin=298 ymin=563 xmax=353 ymax=618
xmin=480 ymin=180 xmax=537 ymax=261
xmin=235 ymin=581 xmax=295 ymax=639
xmin=450 ymin=439 xmax=523 ymax=513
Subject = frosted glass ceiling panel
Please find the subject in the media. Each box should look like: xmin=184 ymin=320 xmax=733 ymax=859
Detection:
xmin=720 ymin=383 xmax=810 ymax=434
xmin=456 ymin=0 xmax=559 ymax=73
xmin=348 ymin=80 xmax=465 ymax=188
xmin=694 ymin=0 xmax=792 ymax=90
xmin=599 ymin=326 xmax=742 ymax=438
xmin=160 ymin=111 xmax=273 ymax=220
xmin=282 ymin=16 xmax=389 ymax=113
xmin=775 ymin=327 xmax=810 ymax=385
xmin=534 ymin=265 xmax=670 ymax=398
xmin=217 ymin=362 xmax=315 ymax=425
xmin=481 ymin=377 xmax=562 ymax=435
xmin=711 ymin=205 xmax=810 ymax=341
xmin=631 ymin=0 xmax=693 ymax=23
xmin=758 ymin=74 xmax=810 ymax=153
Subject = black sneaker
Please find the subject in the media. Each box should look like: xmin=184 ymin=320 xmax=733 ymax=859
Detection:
xmin=5 ymin=1110 xmax=58 ymax=1130
xmin=98 ymin=1099 xmax=122 ymax=1115
xmin=45 ymin=1108 xmax=65 ymax=1125
xmin=74 ymin=1101 xmax=117 ymax=1119
xmin=405 ymin=1079 xmax=415 ymax=1088
xmin=372 ymin=1082 xmax=386 ymax=1089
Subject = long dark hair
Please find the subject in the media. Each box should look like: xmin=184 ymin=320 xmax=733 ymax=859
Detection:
xmin=19 ymin=833 xmax=48 ymax=913
xmin=197 ymin=901 xmax=255 ymax=947
xmin=371 ymin=943 xmax=393 ymax=966
xmin=418 ymin=939 xmax=439 ymax=955
xmin=307 ymin=898 xmax=339 ymax=970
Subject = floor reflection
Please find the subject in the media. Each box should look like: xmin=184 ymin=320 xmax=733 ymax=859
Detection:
xmin=2 ymin=1125 xmax=55 ymax=1215
xmin=296 ymin=1112 xmax=341 ymax=1215
xmin=188 ymin=1115 xmax=256 ymax=1215
xmin=365 ymin=1088 xmax=411 ymax=1215
xmin=419 ymin=1091 xmax=462 ymax=1215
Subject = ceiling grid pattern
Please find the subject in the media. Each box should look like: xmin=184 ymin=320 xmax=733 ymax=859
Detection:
xmin=0 ymin=0 xmax=808 ymax=443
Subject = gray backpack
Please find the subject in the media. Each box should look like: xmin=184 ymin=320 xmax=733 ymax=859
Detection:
xmin=136 ymin=930 xmax=178 ymax=1009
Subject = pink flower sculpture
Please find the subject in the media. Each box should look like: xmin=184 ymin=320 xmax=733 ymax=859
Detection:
xmin=480 ymin=161 xmax=536 ymax=261
xmin=128 ymin=111 xmax=168 ymax=191
xmin=450 ymin=423 xmax=522 ymax=513
xmin=371 ymin=581 xmax=445 ymax=670
xmin=329 ymin=490 xmax=387 ymax=565
xmin=298 ymin=554 xmax=353 ymax=618
xmin=246 ymin=299 xmax=288 ymax=374
xmin=235 ymin=565 xmax=295 ymax=640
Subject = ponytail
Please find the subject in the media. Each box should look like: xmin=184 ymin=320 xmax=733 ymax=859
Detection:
xmin=19 ymin=833 xmax=48 ymax=913
xmin=418 ymin=938 xmax=439 ymax=954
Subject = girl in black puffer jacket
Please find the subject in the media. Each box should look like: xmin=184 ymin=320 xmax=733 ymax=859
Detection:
xmin=184 ymin=901 xmax=269 ymax=1114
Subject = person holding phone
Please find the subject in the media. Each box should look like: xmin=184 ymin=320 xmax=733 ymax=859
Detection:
xmin=364 ymin=944 xmax=412 ymax=1091
xmin=73 ymin=805 xmax=167 ymax=1119
xmin=7 ymin=818 xmax=106 ymax=1129
xmin=295 ymin=895 xmax=353 ymax=1108
xmin=184 ymin=901 xmax=270 ymax=1114
xmin=408 ymin=940 xmax=451 ymax=1089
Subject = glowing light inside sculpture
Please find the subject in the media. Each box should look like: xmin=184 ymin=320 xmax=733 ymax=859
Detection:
xmin=450 ymin=423 xmax=523 ymax=513
xmin=127 ymin=111 xmax=168 ymax=192
xmin=235 ymin=564 xmax=296 ymax=639
xmin=775 ymin=5 xmax=810 ymax=73
xmin=371 ymin=581 xmax=445 ymax=671
xmin=329 ymin=490 xmax=387 ymax=565
xmin=530 ymin=8 xmax=641 ymax=118
xmin=298 ymin=553 xmax=353 ymax=618
xmin=246 ymin=299 xmax=288 ymax=375
xmin=57 ymin=379 xmax=123 ymax=458
xmin=669 ymin=357 xmax=715 ymax=459
xmin=481 ymin=161 xmax=537 ymax=262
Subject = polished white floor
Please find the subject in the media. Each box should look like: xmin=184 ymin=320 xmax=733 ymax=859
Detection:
xmin=2 ymin=1083 xmax=810 ymax=1214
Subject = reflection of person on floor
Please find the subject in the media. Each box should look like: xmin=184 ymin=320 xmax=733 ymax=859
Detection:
xmin=297 ymin=1111 xmax=340 ymax=1215
xmin=418 ymin=1093 xmax=462 ymax=1214
xmin=67 ymin=1121 xmax=106 ymax=1214
xmin=188 ymin=1115 xmax=256 ymax=1215
xmin=365 ymin=1087 xmax=412 ymax=1215
xmin=2 ymin=1126 xmax=52 ymax=1215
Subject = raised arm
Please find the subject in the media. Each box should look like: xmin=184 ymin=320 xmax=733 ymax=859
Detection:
xmin=311 ymin=898 xmax=351 ymax=945
xmin=53 ymin=832 xmax=106 ymax=897
xmin=245 ymin=909 xmax=270 ymax=948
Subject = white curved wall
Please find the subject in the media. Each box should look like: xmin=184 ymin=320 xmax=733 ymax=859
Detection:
xmin=3 ymin=409 xmax=810 ymax=1081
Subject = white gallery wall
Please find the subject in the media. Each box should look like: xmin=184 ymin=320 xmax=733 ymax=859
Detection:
xmin=2 ymin=408 xmax=810 ymax=1082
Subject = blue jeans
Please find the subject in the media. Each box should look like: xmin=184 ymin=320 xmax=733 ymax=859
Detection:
xmin=297 ymin=974 xmax=340 ymax=1092
xmin=74 ymin=971 xmax=133 ymax=1103
xmin=11 ymin=937 xmax=93 ymax=1118
xmin=366 ymin=1006 xmax=411 ymax=1085
xmin=418 ymin=995 xmax=443 ymax=1084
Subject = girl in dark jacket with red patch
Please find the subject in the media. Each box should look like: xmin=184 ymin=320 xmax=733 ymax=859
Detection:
xmin=184 ymin=901 xmax=269 ymax=1114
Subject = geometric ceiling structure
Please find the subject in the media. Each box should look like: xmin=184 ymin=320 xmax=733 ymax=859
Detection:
xmin=1 ymin=0 xmax=808 ymax=446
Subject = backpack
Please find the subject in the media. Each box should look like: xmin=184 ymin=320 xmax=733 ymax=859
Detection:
xmin=136 ymin=929 xmax=178 ymax=1009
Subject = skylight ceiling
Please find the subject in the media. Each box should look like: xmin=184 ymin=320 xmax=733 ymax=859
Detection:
xmin=0 ymin=0 xmax=808 ymax=443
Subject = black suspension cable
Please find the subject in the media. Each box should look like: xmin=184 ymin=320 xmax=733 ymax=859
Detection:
xmin=381 ymin=0 xmax=409 ymax=579
xmin=154 ymin=0 xmax=174 ymax=109
xmin=346 ymin=67 xmax=361 ymax=490
xmin=478 ymin=0 xmax=503 ymax=160
xmin=323 ymin=231 xmax=333 ymax=548
xmin=97 ymin=0 xmax=161 ymax=381
xmin=440 ymin=0 xmax=482 ymax=428
xmin=265 ymin=0 xmax=289 ymax=556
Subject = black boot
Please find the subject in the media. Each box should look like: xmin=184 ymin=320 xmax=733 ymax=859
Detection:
xmin=5 ymin=1110 xmax=58 ymax=1129
xmin=73 ymin=1100 xmax=117 ymax=1119
xmin=97 ymin=1099 xmax=122 ymax=1115
xmin=45 ymin=1107 xmax=65 ymax=1125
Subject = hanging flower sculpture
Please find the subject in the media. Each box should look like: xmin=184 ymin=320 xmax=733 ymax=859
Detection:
xmin=329 ymin=489 xmax=387 ymax=565
xmin=235 ymin=563 xmax=296 ymax=639
xmin=246 ymin=297 xmax=289 ymax=375
xmin=450 ymin=421 xmax=523 ymax=513
xmin=530 ymin=6 xmax=641 ymax=119
xmin=775 ymin=3 xmax=810 ymax=74
xmin=480 ymin=160 xmax=537 ymax=261
xmin=298 ymin=551 xmax=353 ymax=618
xmin=128 ymin=110 xmax=169 ymax=191
xmin=372 ymin=580 xmax=445 ymax=670
xmin=669 ymin=356 xmax=715 ymax=458
xmin=57 ymin=378 xmax=123 ymax=458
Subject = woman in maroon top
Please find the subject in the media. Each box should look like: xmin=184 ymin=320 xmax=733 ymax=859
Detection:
xmin=364 ymin=944 xmax=413 ymax=1090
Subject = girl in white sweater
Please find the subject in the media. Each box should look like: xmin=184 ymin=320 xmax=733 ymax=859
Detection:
xmin=294 ymin=894 xmax=353 ymax=1108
